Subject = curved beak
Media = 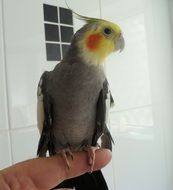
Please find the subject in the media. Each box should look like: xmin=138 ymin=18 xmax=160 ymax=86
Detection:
xmin=115 ymin=34 xmax=125 ymax=52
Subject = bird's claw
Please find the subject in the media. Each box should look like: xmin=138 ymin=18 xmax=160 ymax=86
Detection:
xmin=84 ymin=145 xmax=100 ymax=173
xmin=61 ymin=149 xmax=74 ymax=169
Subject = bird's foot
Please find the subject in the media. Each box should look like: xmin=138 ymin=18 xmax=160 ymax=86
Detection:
xmin=61 ymin=149 xmax=74 ymax=169
xmin=84 ymin=145 xmax=100 ymax=173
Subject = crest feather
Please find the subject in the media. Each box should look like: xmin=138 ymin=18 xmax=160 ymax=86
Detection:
xmin=72 ymin=12 xmax=101 ymax=24
xmin=65 ymin=1 xmax=102 ymax=24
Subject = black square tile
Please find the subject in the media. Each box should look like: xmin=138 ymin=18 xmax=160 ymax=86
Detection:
xmin=60 ymin=26 xmax=73 ymax=43
xmin=59 ymin=7 xmax=73 ymax=25
xmin=44 ymin=24 xmax=59 ymax=41
xmin=46 ymin=43 xmax=61 ymax=61
xmin=43 ymin=4 xmax=58 ymax=23
xmin=62 ymin=44 xmax=70 ymax=57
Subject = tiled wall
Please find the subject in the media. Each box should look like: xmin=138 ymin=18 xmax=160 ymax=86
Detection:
xmin=102 ymin=0 xmax=173 ymax=189
xmin=0 ymin=0 xmax=11 ymax=169
xmin=0 ymin=0 xmax=173 ymax=190
xmin=0 ymin=0 xmax=43 ymax=168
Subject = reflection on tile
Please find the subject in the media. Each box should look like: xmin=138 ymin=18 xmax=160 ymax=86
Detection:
xmin=0 ymin=132 xmax=11 ymax=169
xmin=59 ymin=7 xmax=73 ymax=25
xmin=114 ymin=137 xmax=167 ymax=190
xmin=110 ymin=106 xmax=154 ymax=140
xmin=44 ymin=24 xmax=59 ymax=42
xmin=46 ymin=43 xmax=61 ymax=61
xmin=60 ymin=26 xmax=73 ymax=43
xmin=111 ymin=106 xmax=154 ymax=126
xmin=62 ymin=44 xmax=70 ymax=57
xmin=0 ymin=67 xmax=8 ymax=130
xmin=11 ymin=128 xmax=39 ymax=163
xmin=43 ymin=4 xmax=58 ymax=23
xmin=11 ymin=104 xmax=37 ymax=128
xmin=102 ymin=159 xmax=115 ymax=189
xmin=0 ymin=12 xmax=8 ymax=129
xmin=106 ymin=14 xmax=152 ymax=111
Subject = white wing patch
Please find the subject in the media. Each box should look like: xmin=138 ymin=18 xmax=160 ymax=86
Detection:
xmin=37 ymin=78 xmax=44 ymax=134
xmin=105 ymin=85 xmax=114 ymax=126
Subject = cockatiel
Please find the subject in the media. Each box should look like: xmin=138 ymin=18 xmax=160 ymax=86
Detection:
xmin=37 ymin=13 xmax=124 ymax=190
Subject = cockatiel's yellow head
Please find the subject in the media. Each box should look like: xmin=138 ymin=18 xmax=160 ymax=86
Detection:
xmin=71 ymin=14 xmax=125 ymax=65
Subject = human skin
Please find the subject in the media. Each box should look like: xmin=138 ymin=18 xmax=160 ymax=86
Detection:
xmin=0 ymin=149 xmax=112 ymax=190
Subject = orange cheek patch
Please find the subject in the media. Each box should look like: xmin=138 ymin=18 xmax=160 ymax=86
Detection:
xmin=86 ymin=33 xmax=102 ymax=51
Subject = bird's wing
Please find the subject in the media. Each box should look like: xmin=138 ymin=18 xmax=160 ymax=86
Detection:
xmin=37 ymin=74 xmax=45 ymax=134
xmin=37 ymin=71 xmax=54 ymax=156
xmin=92 ymin=79 xmax=114 ymax=151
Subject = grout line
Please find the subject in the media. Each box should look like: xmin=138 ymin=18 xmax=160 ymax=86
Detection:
xmin=44 ymin=21 xmax=73 ymax=27
xmin=110 ymin=123 xmax=154 ymax=129
xmin=45 ymin=41 xmax=70 ymax=45
xmin=99 ymin=0 xmax=102 ymax=19
xmin=0 ymin=125 xmax=37 ymax=132
xmin=1 ymin=0 xmax=13 ymax=164
xmin=57 ymin=6 xmax=63 ymax=60
xmin=11 ymin=125 xmax=37 ymax=131
xmin=45 ymin=41 xmax=61 ymax=44
xmin=110 ymin=104 xmax=153 ymax=113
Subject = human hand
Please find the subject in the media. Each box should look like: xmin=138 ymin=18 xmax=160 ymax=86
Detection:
xmin=0 ymin=149 xmax=111 ymax=190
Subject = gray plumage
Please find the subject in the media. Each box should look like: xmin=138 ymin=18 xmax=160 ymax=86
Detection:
xmin=37 ymin=55 xmax=114 ymax=156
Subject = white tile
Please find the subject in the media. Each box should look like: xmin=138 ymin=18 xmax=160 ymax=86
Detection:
xmin=0 ymin=131 xmax=11 ymax=169
xmin=102 ymin=159 xmax=115 ymax=190
xmin=3 ymin=0 xmax=45 ymax=129
xmin=110 ymin=106 xmax=154 ymax=140
xmin=113 ymin=137 xmax=167 ymax=190
xmin=43 ymin=0 xmax=100 ymax=16
xmin=11 ymin=128 xmax=39 ymax=163
xmin=0 ymin=0 xmax=9 ymax=130
xmin=101 ymin=0 xmax=146 ymax=21
xmin=11 ymin=104 xmax=37 ymax=129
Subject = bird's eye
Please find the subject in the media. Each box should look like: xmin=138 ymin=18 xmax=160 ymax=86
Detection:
xmin=103 ymin=28 xmax=112 ymax=35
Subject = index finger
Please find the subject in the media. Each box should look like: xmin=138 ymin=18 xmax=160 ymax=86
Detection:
xmin=1 ymin=149 xmax=112 ymax=190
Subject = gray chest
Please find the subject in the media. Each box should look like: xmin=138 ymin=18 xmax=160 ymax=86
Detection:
xmin=48 ymin=62 xmax=105 ymax=151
